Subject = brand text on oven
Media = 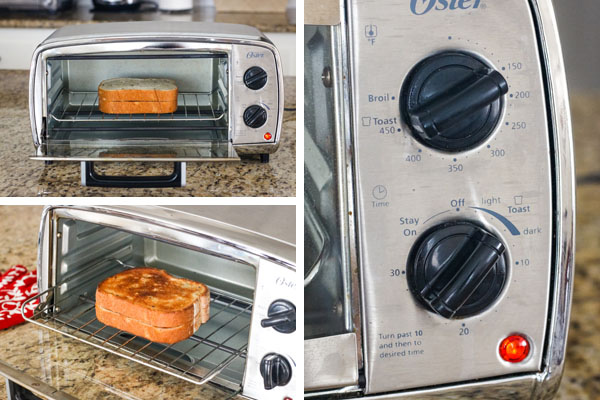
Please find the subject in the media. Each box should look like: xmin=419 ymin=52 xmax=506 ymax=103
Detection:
xmin=410 ymin=0 xmax=482 ymax=15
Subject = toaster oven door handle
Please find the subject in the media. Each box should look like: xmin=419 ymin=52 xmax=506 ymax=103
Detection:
xmin=80 ymin=161 xmax=186 ymax=188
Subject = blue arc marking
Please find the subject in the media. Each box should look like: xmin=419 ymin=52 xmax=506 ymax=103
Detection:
xmin=470 ymin=207 xmax=521 ymax=236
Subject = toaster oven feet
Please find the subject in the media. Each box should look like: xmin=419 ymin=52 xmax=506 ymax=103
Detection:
xmin=260 ymin=154 xmax=269 ymax=163
xmin=80 ymin=162 xmax=186 ymax=188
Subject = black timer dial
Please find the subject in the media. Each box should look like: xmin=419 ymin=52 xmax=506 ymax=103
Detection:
xmin=407 ymin=221 xmax=508 ymax=319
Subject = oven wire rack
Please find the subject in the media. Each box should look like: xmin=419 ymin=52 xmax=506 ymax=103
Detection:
xmin=21 ymin=260 xmax=251 ymax=389
xmin=49 ymin=90 xmax=227 ymax=124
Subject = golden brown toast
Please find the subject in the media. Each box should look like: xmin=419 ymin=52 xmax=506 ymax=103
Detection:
xmin=98 ymin=78 xmax=178 ymax=114
xmin=98 ymin=78 xmax=178 ymax=102
xmin=99 ymin=100 xmax=177 ymax=114
xmin=96 ymin=305 xmax=202 ymax=344
xmin=96 ymin=268 xmax=210 ymax=332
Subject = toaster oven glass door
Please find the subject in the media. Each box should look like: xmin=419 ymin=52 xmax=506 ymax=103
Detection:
xmin=42 ymin=52 xmax=237 ymax=161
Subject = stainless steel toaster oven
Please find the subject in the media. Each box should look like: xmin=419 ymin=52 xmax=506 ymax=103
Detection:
xmin=305 ymin=0 xmax=575 ymax=398
xmin=22 ymin=206 xmax=297 ymax=399
xmin=29 ymin=22 xmax=284 ymax=187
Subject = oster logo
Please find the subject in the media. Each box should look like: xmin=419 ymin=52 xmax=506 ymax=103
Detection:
xmin=410 ymin=0 xmax=482 ymax=15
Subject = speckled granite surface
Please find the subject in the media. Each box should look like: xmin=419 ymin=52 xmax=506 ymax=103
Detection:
xmin=0 ymin=71 xmax=295 ymax=197
xmin=0 ymin=0 xmax=295 ymax=32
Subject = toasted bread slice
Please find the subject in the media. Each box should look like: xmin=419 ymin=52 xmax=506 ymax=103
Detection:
xmin=98 ymin=78 xmax=178 ymax=102
xmin=95 ymin=268 xmax=210 ymax=330
xmin=99 ymin=100 xmax=177 ymax=114
xmin=96 ymin=305 xmax=202 ymax=344
xmin=98 ymin=78 xmax=178 ymax=114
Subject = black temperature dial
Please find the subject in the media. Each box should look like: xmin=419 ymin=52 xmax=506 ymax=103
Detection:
xmin=244 ymin=66 xmax=268 ymax=90
xmin=400 ymin=52 xmax=509 ymax=152
xmin=261 ymin=299 xmax=296 ymax=333
xmin=243 ymin=105 xmax=268 ymax=128
xmin=407 ymin=221 xmax=507 ymax=319
xmin=259 ymin=353 xmax=292 ymax=390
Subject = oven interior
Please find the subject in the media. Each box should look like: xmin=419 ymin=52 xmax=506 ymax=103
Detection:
xmin=36 ymin=217 xmax=254 ymax=392
xmin=44 ymin=52 xmax=231 ymax=159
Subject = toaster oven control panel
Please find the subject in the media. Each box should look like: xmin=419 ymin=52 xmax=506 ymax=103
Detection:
xmin=350 ymin=0 xmax=554 ymax=394
xmin=243 ymin=259 xmax=297 ymax=399
xmin=231 ymin=45 xmax=281 ymax=145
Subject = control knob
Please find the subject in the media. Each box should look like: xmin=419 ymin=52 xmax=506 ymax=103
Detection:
xmin=400 ymin=51 xmax=509 ymax=152
xmin=407 ymin=221 xmax=508 ymax=318
xmin=261 ymin=299 xmax=296 ymax=333
xmin=259 ymin=353 xmax=292 ymax=390
xmin=244 ymin=66 xmax=268 ymax=90
xmin=243 ymin=105 xmax=268 ymax=128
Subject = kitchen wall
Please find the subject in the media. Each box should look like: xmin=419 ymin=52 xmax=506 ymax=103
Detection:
xmin=0 ymin=0 xmax=296 ymax=75
xmin=216 ymin=0 xmax=288 ymax=12
xmin=0 ymin=30 xmax=296 ymax=76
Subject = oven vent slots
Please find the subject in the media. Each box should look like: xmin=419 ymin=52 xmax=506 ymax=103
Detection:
xmin=23 ymin=259 xmax=251 ymax=391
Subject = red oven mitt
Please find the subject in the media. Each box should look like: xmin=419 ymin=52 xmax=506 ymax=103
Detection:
xmin=0 ymin=265 xmax=39 ymax=330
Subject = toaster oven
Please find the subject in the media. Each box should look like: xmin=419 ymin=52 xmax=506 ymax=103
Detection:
xmin=29 ymin=22 xmax=284 ymax=187
xmin=21 ymin=205 xmax=297 ymax=399
xmin=305 ymin=0 xmax=575 ymax=398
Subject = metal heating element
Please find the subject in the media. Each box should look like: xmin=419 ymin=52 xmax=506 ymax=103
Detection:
xmin=23 ymin=260 xmax=251 ymax=392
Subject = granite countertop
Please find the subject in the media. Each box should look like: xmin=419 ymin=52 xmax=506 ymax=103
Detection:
xmin=0 ymin=0 xmax=295 ymax=32
xmin=0 ymin=70 xmax=296 ymax=197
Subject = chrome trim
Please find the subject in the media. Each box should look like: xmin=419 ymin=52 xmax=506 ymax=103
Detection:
xmin=315 ymin=374 xmax=538 ymax=399
xmin=233 ymin=142 xmax=281 ymax=155
xmin=41 ymin=206 xmax=295 ymax=270
xmin=181 ymin=162 xmax=187 ymax=186
xmin=0 ymin=359 xmax=78 ymax=400
xmin=37 ymin=206 xmax=52 ymax=304
xmin=530 ymin=0 xmax=575 ymax=397
xmin=331 ymin=22 xmax=355 ymax=335
xmin=304 ymin=333 xmax=359 ymax=391
xmin=37 ymin=156 xmax=238 ymax=162
xmin=338 ymin=0 xmax=363 ymax=367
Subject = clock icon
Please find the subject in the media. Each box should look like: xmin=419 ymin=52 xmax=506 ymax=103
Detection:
xmin=373 ymin=185 xmax=388 ymax=200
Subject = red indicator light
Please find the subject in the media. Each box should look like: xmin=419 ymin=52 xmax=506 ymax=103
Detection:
xmin=283 ymin=397 xmax=293 ymax=400
xmin=264 ymin=132 xmax=273 ymax=140
xmin=499 ymin=334 xmax=530 ymax=363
